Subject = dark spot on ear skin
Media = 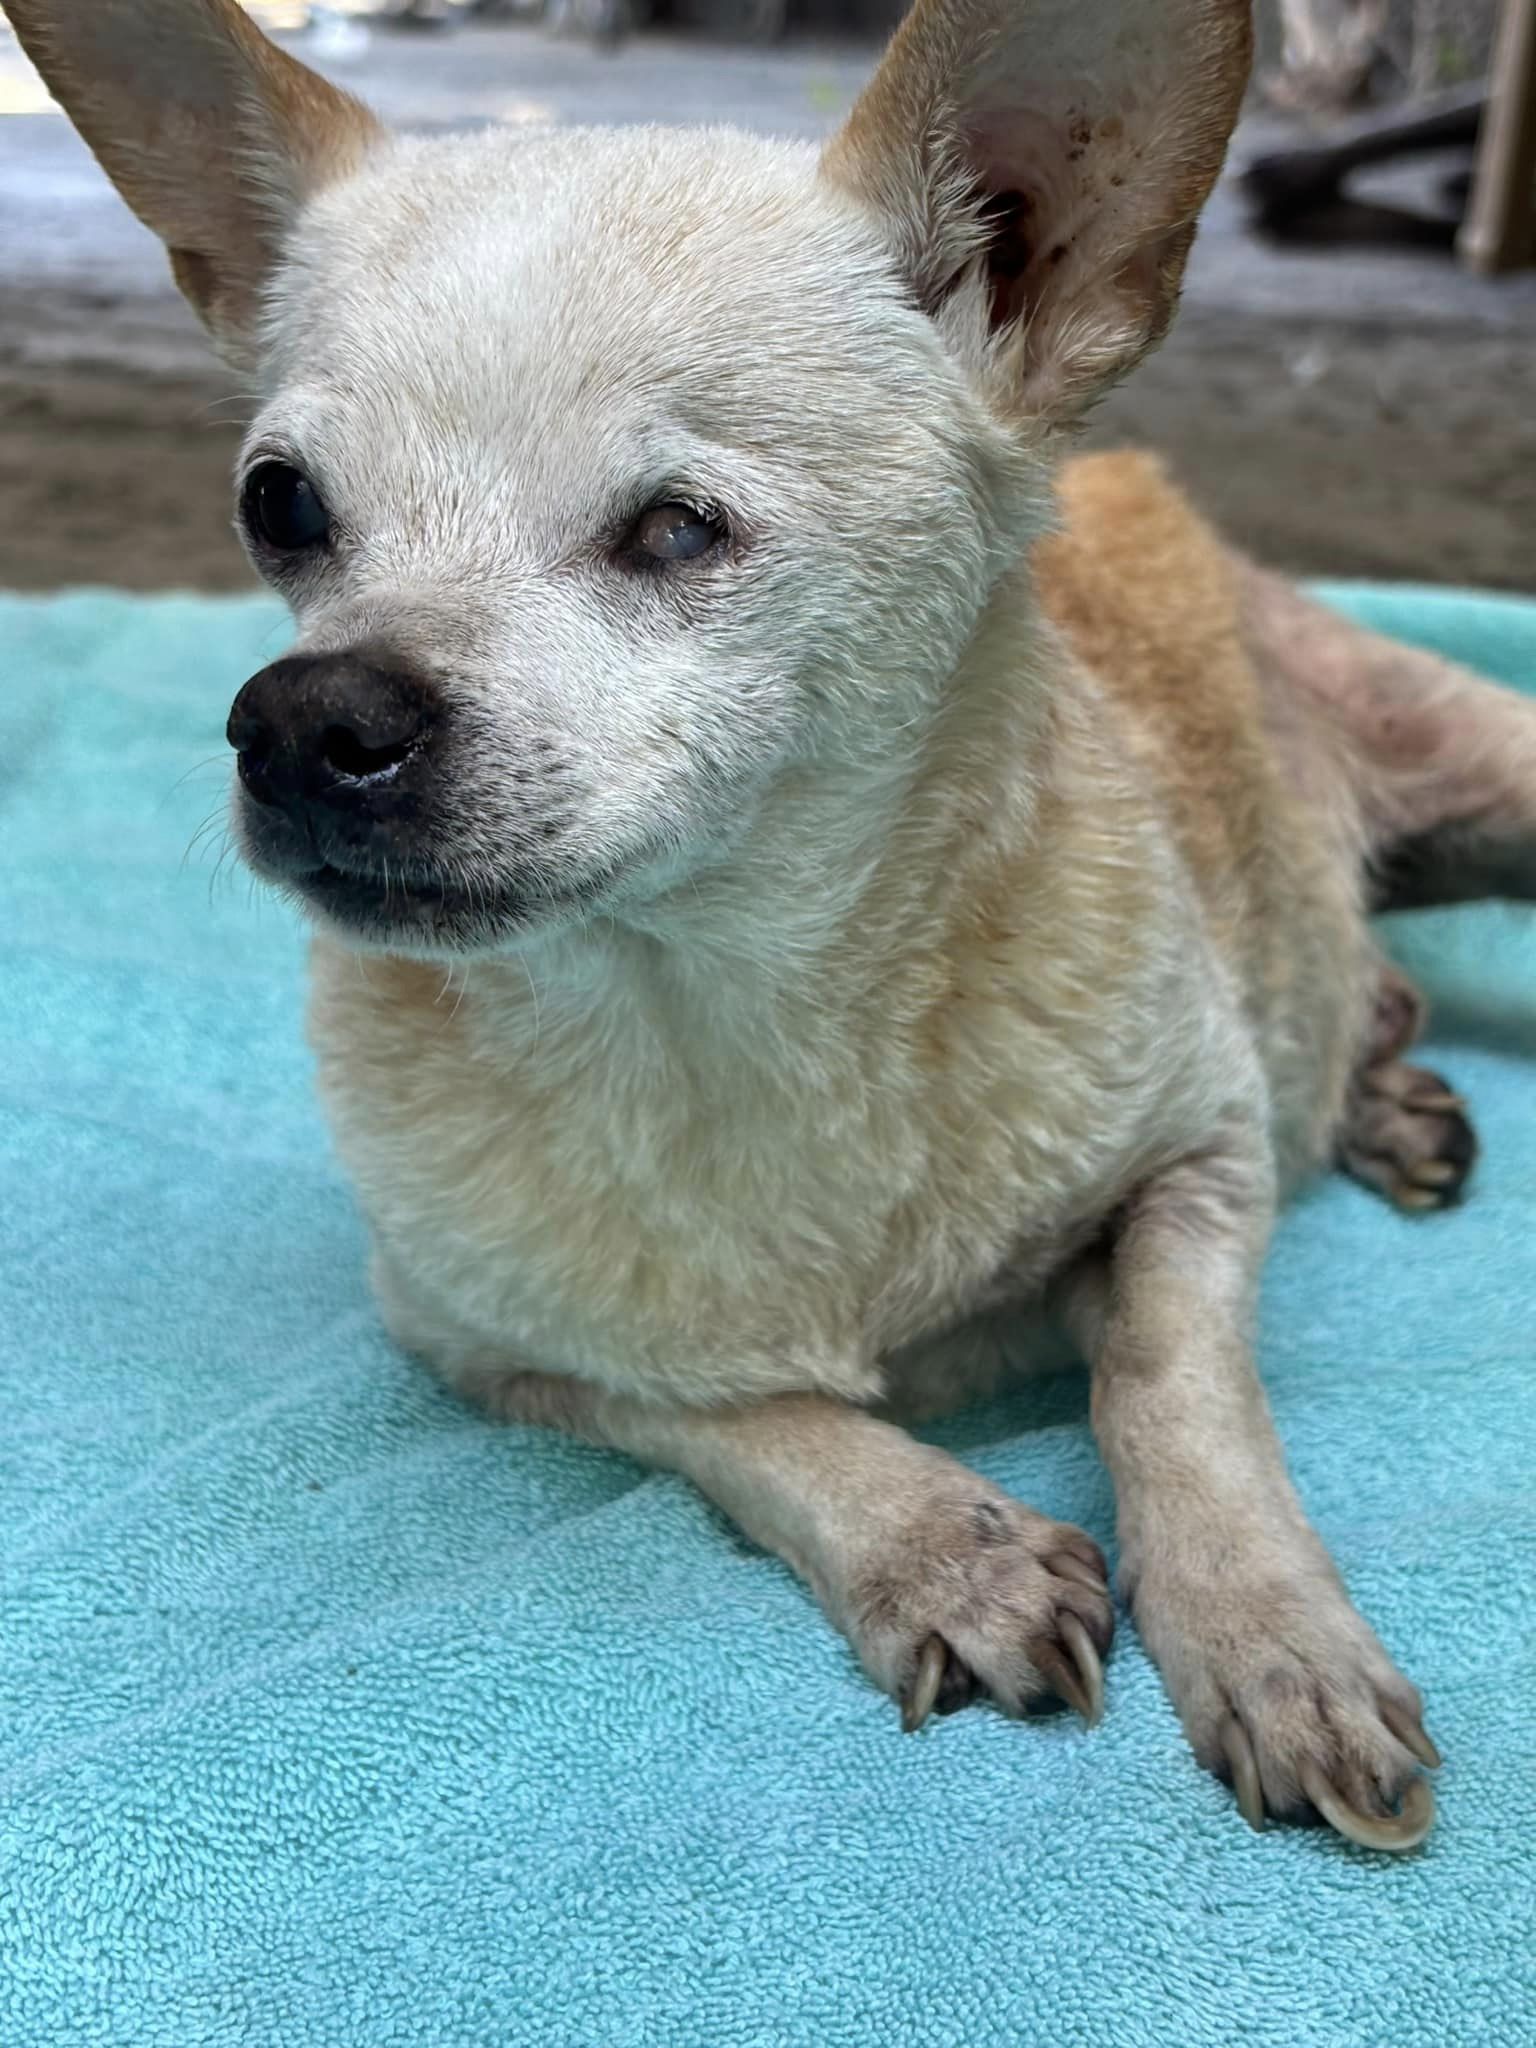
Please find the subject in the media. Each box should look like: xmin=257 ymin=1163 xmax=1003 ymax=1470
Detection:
xmin=1068 ymin=114 xmax=1093 ymax=149
xmin=1048 ymin=242 xmax=1069 ymax=269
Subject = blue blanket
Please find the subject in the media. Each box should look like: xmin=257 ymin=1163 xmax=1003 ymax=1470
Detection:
xmin=2 ymin=584 xmax=1533 ymax=2048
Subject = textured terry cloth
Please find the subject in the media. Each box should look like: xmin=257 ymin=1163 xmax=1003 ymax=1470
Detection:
xmin=1 ymin=584 xmax=1533 ymax=2048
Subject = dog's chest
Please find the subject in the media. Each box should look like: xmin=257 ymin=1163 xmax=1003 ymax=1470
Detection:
xmin=307 ymin=939 xmax=1164 ymax=1407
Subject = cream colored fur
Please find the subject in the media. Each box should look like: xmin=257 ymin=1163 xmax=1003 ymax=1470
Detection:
xmin=20 ymin=0 xmax=1534 ymax=1850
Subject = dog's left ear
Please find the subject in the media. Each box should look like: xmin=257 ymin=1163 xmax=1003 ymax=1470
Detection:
xmin=823 ymin=0 xmax=1251 ymax=421
xmin=5 ymin=0 xmax=382 ymax=364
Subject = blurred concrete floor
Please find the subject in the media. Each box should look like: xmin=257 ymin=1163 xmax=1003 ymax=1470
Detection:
xmin=1 ymin=19 xmax=1532 ymax=589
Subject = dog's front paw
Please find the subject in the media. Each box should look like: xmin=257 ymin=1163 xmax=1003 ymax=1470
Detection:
xmin=838 ymin=1480 xmax=1114 ymax=1731
xmin=1135 ymin=1562 xmax=1440 ymax=1851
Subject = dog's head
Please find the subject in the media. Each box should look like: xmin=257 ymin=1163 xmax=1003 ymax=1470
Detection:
xmin=14 ymin=0 xmax=1249 ymax=955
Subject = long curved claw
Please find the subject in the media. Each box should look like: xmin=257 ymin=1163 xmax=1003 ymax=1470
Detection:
xmin=1299 ymin=1763 xmax=1437 ymax=1853
xmin=901 ymin=1634 xmax=949 ymax=1733
xmin=1036 ymin=1617 xmax=1104 ymax=1727
xmin=1057 ymin=1612 xmax=1105 ymax=1726
xmin=1220 ymin=1715 xmax=1265 ymax=1832
xmin=1381 ymin=1699 xmax=1443 ymax=1771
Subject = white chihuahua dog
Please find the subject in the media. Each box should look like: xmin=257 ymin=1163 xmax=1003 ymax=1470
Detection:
xmin=18 ymin=0 xmax=1536 ymax=1850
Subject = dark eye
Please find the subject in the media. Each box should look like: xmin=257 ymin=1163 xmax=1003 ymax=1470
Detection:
xmin=630 ymin=501 xmax=726 ymax=564
xmin=242 ymin=461 xmax=331 ymax=553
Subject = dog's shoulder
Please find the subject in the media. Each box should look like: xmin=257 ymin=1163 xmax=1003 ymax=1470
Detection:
xmin=1034 ymin=449 xmax=1278 ymax=910
xmin=1036 ymin=449 xmax=1251 ymax=725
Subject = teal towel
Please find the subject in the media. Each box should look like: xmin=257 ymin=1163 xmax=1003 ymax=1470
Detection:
xmin=2 ymin=585 xmax=1533 ymax=2048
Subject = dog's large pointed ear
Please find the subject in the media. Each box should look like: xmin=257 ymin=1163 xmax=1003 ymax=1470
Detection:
xmin=6 ymin=0 xmax=382 ymax=363
xmin=822 ymin=0 xmax=1251 ymax=421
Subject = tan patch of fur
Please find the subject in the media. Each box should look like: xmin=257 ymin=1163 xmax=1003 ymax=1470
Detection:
xmin=1038 ymin=451 xmax=1375 ymax=1181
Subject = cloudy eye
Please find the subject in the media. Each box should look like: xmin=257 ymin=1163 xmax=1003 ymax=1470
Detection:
xmin=241 ymin=461 xmax=331 ymax=554
xmin=629 ymin=500 xmax=727 ymax=565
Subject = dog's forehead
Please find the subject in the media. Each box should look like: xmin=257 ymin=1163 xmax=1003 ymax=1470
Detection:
xmin=275 ymin=126 xmax=893 ymax=441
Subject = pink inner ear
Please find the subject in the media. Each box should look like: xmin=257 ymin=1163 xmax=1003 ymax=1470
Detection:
xmin=967 ymin=99 xmax=1142 ymax=329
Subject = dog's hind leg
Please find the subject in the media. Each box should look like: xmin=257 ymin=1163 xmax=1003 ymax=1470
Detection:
xmin=1234 ymin=569 xmax=1514 ymax=1207
xmin=1236 ymin=561 xmax=1536 ymax=909
xmin=1338 ymin=963 xmax=1478 ymax=1211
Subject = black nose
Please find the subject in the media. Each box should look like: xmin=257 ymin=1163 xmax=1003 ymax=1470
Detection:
xmin=227 ymin=649 xmax=437 ymax=828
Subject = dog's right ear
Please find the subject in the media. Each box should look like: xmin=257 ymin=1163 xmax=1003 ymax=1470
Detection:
xmin=7 ymin=0 xmax=382 ymax=363
xmin=823 ymin=0 xmax=1251 ymax=424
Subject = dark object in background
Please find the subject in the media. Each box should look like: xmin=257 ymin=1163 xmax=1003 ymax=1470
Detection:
xmin=464 ymin=0 xmax=905 ymax=38
xmin=1241 ymin=85 xmax=1483 ymax=248
xmin=1240 ymin=0 xmax=1536 ymax=273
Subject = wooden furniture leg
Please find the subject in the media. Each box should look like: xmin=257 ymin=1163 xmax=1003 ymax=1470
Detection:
xmin=1459 ymin=0 xmax=1536 ymax=273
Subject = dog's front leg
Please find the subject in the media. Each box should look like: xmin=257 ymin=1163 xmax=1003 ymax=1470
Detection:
xmin=1063 ymin=1139 xmax=1441 ymax=1849
xmin=484 ymin=1375 xmax=1112 ymax=1731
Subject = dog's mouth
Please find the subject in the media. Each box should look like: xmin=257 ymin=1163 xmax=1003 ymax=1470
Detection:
xmin=235 ymin=782 xmax=662 ymax=954
xmin=280 ymin=857 xmax=598 ymax=952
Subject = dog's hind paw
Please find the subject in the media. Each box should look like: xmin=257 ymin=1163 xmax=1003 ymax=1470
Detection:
xmin=1339 ymin=1059 xmax=1477 ymax=1211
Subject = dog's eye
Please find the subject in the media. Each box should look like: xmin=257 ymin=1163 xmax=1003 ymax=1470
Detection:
xmin=242 ymin=462 xmax=331 ymax=553
xmin=630 ymin=501 xmax=726 ymax=564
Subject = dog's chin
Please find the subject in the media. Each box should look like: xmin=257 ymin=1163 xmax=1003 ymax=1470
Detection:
xmin=265 ymin=858 xmax=600 ymax=958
